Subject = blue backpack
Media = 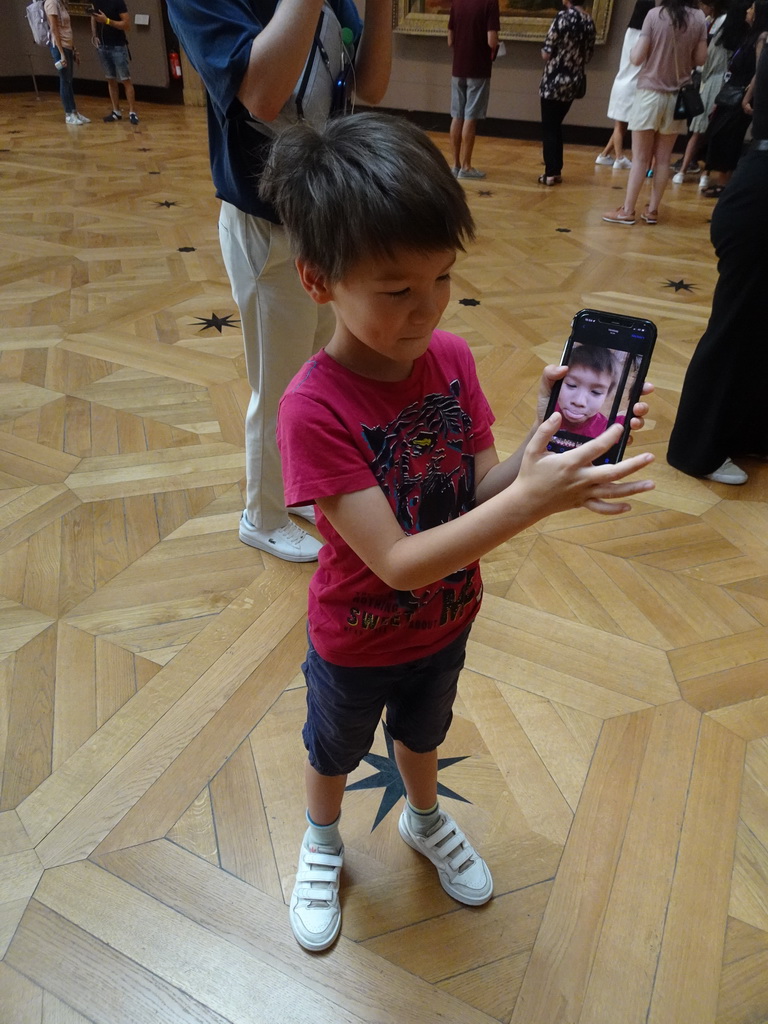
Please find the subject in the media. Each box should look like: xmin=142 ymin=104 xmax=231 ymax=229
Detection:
xmin=26 ymin=0 xmax=52 ymax=47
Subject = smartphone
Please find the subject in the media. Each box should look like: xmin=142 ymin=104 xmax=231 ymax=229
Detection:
xmin=544 ymin=308 xmax=657 ymax=464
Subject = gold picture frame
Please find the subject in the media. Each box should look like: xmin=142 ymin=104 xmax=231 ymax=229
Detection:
xmin=394 ymin=0 xmax=615 ymax=44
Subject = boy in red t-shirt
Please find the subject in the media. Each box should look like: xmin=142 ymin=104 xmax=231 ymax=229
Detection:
xmin=261 ymin=112 xmax=654 ymax=952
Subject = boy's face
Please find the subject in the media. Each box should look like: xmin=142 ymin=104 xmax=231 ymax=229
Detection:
xmin=315 ymin=247 xmax=455 ymax=381
xmin=558 ymin=364 xmax=613 ymax=424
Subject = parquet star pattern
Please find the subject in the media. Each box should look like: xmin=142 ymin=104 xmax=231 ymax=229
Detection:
xmin=1 ymin=92 xmax=767 ymax=1024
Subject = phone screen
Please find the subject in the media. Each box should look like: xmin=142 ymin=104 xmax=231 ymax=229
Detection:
xmin=545 ymin=310 xmax=656 ymax=464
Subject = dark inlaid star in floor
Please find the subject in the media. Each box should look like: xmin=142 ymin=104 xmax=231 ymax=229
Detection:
xmin=178 ymin=246 xmax=196 ymax=252
xmin=346 ymin=725 xmax=471 ymax=831
xmin=154 ymin=200 xmax=177 ymax=208
xmin=556 ymin=228 xmax=571 ymax=233
xmin=478 ymin=190 xmax=493 ymax=197
xmin=190 ymin=312 xmax=241 ymax=333
xmin=459 ymin=297 xmax=480 ymax=306
xmin=663 ymin=279 xmax=695 ymax=292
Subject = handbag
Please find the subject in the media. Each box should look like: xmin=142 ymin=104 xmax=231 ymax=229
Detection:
xmin=714 ymin=81 xmax=746 ymax=107
xmin=575 ymin=72 xmax=587 ymax=99
xmin=672 ymin=30 xmax=704 ymax=120
xmin=675 ymin=83 xmax=705 ymax=119
xmin=714 ymin=46 xmax=747 ymax=108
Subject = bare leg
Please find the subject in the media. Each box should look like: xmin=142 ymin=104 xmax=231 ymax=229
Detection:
xmin=647 ymin=131 xmax=679 ymax=213
xmin=394 ymin=741 xmax=438 ymax=809
xmin=681 ymin=130 xmax=701 ymax=172
xmin=305 ymin=761 xmax=347 ymax=826
xmin=450 ymin=117 xmax=463 ymax=170
xmin=614 ymin=120 xmax=629 ymax=161
xmin=124 ymin=78 xmax=137 ymax=114
xmin=622 ymin=129 xmax=655 ymax=214
xmin=460 ymin=119 xmax=478 ymax=171
xmin=106 ymin=77 xmax=119 ymax=112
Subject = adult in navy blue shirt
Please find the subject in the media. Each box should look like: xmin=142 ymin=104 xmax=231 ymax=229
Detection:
xmin=166 ymin=0 xmax=391 ymax=562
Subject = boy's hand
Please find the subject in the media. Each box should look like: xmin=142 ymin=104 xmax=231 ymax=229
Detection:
xmin=536 ymin=364 xmax=654 ymax=441
xmin=515 ymin=414 xmax=655 ymax=517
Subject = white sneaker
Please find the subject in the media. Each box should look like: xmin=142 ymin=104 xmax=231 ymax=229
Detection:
xmin=238 ymin=512 xmax=321 ymax=562
xmin=613 ymin=156 xmax=632 ymax=169
xmin=672 ymin=172 xmax=686 ymax=184
xmin=289 ymin=830 xmax=344 ymax=951
xmin=699 ymin=173 xmax=710 ymax=189
xmin=65 ymin=113 xmax=80 ymax=125
xmin=398 ymin=810 xmax=493 ymax=906
xmin=705 ymin=458 xmax=748 ymax=485
xmin=292 ymin=504 xmax=316 ymax=526
xmin=74 ymin=113 xmax=90 ymax=124
xmin=595 ymin=154 xmax=614 ymax=166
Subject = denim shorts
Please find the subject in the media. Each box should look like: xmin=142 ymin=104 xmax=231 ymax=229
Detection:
xmin=302 ymin=625 xmax=472 ymax=776
xmin=451 ymin=77 xmax=491 ymax=120
xmin=98 ymin=44 xmax=131 ymax=81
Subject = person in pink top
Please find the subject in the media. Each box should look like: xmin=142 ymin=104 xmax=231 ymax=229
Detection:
xmin=263 ymin=111 xmax=655 ymax=952
xmin=604 ymin=0 xmax=708 ymax=224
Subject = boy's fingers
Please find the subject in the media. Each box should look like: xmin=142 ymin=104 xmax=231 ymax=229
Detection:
xmin=530 ymin=412 xmax=562 ymax=452
xmin=570 ymin=422 xmax=624 ymax=463
xmin=591 ymin=450 xmax=655 ymax=483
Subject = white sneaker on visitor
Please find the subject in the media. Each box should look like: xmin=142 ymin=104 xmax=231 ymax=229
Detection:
xmin=238 ymin=512 xmax=321 ymax=562
xmin=595 ymin=154 xmax=614 ymax=166
xmin=289 ymin=829 xmax=344 ymax=952
xmin=398 ymin=809 xmax=493 ymax=905
xmin=705 ymin=458 xmax=748 ymax=485
xmin=613 ymin=156 xmax=632 ymax=169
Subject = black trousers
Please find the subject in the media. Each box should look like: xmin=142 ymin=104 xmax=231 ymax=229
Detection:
xmin=540 ymin=97 xmax=573 ymax=177
xmin=667 ymin=146 xmax=768 ymax=476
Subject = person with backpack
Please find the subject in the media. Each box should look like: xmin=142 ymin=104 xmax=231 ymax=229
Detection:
xmin=165 ymin=0 xmax=391 ymax=563
xmin=91 ymin=1 xmax=139 ymax=124
xmin=45 ymin=0 xmax=90 ymax=125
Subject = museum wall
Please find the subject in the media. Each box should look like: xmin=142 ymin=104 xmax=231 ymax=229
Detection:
xmin=380 ymin=0 xmax=636 ymax=131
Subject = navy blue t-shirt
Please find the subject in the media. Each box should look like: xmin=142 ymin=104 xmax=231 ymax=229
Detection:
xmin=167 ymin=0 xmax=362 ymax=221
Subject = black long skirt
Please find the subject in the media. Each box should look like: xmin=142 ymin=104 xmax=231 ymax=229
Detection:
xmin=667 ymin=145 xmax=768 ymax=476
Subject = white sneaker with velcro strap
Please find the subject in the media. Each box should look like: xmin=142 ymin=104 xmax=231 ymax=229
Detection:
xmin=289 ymin=830 xmax=344 ymax=951
xmin=398 ymin=810 xmax=493 ymax=905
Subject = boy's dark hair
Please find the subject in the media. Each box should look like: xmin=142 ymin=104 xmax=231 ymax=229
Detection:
xmin=569 ymin=344 xmax=617 ymax=389
xmin=259 ymin=112 xmax=476 ymax=282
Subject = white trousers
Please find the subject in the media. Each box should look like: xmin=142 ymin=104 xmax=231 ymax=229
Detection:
xmin=218 ymin=202 xmax=335 ymax=530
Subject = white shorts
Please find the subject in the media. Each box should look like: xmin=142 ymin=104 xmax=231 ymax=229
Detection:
xmin=628 ymin=88 xmax=687 ymax=134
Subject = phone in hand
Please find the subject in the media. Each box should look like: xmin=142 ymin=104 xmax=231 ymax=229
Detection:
xmin=544 ymin=308 xmax=657 ymax=464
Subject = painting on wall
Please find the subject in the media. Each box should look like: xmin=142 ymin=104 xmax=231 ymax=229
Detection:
xmin=394 ymin=0 xmax=616 ymax=44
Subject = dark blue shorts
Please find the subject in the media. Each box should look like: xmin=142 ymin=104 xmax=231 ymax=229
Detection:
xmin=302 ymin=625 xmax=472 ymax=776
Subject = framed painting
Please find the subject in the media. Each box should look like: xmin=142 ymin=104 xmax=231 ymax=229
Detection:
xmin=394 ymin=0 xmax=615 ymax=44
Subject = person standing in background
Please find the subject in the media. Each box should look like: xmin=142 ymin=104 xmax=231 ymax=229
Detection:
xmin=165 ymin=0 xmax=392 ymax=562
xmin=603 ymin=0 xmax=707 ymax=224
xmin=538 ymin=0 xmax=596 ymax=186
xmin=448 ymin=0 xmax=500 ymax=180
xmin=91 ymin=1 xmax=139 ymax=125
xmin=45 ymin=0 xmax=90 ymax=125
xmin=595 ymin=0 xmax=655 ymax=169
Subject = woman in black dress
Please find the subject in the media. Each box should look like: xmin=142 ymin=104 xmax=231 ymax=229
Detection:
xmin=667 ymin=42 xmax=768 ymax=482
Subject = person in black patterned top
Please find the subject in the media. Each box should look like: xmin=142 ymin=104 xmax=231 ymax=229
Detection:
xmin=538 ymin=0 xmax=595 ymax=185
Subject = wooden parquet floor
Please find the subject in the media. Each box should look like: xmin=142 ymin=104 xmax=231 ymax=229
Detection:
xmin=1 ymin=91 xmax=767 ymax=1024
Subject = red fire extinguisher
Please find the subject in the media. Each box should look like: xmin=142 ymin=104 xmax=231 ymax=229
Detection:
xmin=169 ymin=51 xmax=182 ymax=80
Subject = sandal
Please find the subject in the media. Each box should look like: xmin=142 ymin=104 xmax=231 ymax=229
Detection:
xmin=537 ymin=174 xmax=561 ymax=186
xmin=641 ymin=207 xmax=658 ymax=224
xmin=701 ymin=185 xmax=725 ymax=198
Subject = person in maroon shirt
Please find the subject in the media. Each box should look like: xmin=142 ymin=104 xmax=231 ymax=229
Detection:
xmin=448 ymin=0 xmax=500 ymax=178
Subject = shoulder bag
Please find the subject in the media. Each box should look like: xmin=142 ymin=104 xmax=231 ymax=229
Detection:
xmin=673 ymin=28 xmax=705 ymax=120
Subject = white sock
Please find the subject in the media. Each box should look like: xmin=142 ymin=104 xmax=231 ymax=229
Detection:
xmin=306 ymin=810 xmax=342 ymax=852
xmin=406 ymin=800 xmax=441 ymax=836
